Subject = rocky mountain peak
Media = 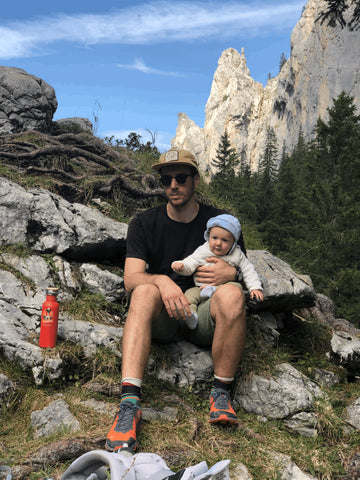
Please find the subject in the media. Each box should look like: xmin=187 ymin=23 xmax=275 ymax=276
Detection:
xmin=172 ymin=0 xmax=360 ymax=174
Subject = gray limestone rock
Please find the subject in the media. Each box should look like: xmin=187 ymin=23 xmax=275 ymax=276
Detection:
xmin=234 ymin=363 xmax=324 ymax=419
xmin=269 ymin=451 xmax=319 ymax=480
xmin=330 ymin=330 xmax=360 ymax=375
xmin=152 ymin=340 xmax=214 ymax=388
xmin=0 ymin=66 xmax=57 ymax=134
xmin=313 ymin=368 xmax=340 ymax=388
xmin=0 ymin=176 xmax=128 ymax=261
xmin=0 ymin=298 xmax=63 ymax=385
xmin=55 ymin=117 xmax=93 ymax=132
xmin=31 ymin=399 xmax=80 ymax=438
xmin=247 ymin=250 xmax=316 ymax=311
xmin=53 ymin=256 xmax=82 ymax=295
xmin=283 ymin=412 xmax=318 ymax=437
xmin=0 ymin=373 xmax=15 ymax=407
xmin=345 ymin=397 xmax=360 ymax=430
xmin=57 ymin=315 xmax=123 ymax=357
xmin=79 ymin=263 xmax=125 ymax=302
xmin=0 ymin=253 xmax=53 ymax=314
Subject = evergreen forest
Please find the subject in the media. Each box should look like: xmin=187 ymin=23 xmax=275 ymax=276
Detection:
xmin=210 ymin=92 xmax=360 ymax=326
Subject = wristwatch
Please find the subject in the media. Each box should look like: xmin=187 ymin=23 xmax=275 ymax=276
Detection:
xmin=234 ymin=265 xmax=243 ymax=282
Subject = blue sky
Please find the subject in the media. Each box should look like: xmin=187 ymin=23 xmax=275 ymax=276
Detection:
xmin=0 ymin=0 xmax=304 ymax=151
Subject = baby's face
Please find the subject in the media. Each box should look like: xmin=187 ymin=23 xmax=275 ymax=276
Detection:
xmin=208 ymin=227 xmax=234 ymax=256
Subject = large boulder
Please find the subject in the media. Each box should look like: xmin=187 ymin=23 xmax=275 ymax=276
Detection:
xmin=247 ymin=250 xmax=315 ymax=311
xmin=234 ymin=363 xmax=325 ymax=419
xmin=0 ymin=176 xmax=128 ymax=262
xmin=0 ymin=66 xmax=57 ymax=134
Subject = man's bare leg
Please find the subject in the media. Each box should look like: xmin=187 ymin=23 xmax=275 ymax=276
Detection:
xmin=121 ymin=284 xmax=163 ymax=379
xmin=210 ymin=283 xmax=246 ymax=377
xmin=208 ymin=284 xmax=246 ymax=425
xmin=106 ymin=284 xmax=163 ymax=452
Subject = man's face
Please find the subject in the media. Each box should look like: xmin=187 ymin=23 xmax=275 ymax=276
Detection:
xmin=160 ymin=165 xmax=199 ymax=207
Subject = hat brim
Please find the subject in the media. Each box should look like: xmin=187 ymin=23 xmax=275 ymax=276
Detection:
xmin=152 ymin=161 xmax=199 ymax=173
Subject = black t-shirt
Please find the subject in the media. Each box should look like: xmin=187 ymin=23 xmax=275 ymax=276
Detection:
xmin=126 ymin=203 xmax=246 ymax=292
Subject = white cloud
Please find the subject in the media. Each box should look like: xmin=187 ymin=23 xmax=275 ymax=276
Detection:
xmin=0 ymin=1 xmax=304 ymax=59
xmin=117 ymin=58 xmax=186 ymax=77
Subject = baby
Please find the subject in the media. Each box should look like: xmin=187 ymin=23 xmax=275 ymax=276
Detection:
xmin=172 ymin=214 xmax=264 ymax=329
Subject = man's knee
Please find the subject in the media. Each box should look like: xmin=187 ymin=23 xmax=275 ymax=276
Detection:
xmin=130 ymin=284 xmax=161 ymax=301
xmin=211 ymin=283 xmax=245 ymax=318
xmin=128 ymin=284 xmax=163 ymax=315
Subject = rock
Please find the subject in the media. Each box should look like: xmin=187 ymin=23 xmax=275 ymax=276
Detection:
xmin=54 ymin=117 xmax=93 ymax=132
xmin=252 ymin=311 xmax=282 ymax=346
xmin=30 ymin=399 xmax=81 ymax=438
xmin=53 ymin=256 xmax=82 ymax=294
xmin=283 ymin=412 xmax=318 ymax=437
xmin=345 ymin=397 xmax=360 ymax=429
xmin=80 ymin=399 xmax=118 ymax=417
xmin=231 ymin=462 xmax=253 ymax=480
xmin=330 ymin=331 xmax=360 ymax=376
xmin=0 ymin=373 xmax=15 ymax=407
xmin=151 ymin=340 xmax=214 ymax=388
xmin=344 ymin=449 xmax=360 ymax=480
xmin=57 ymin=315 xmax=123 ymax=357
xmin=0 ymin=253 xmax=54 ymax=314
xmin=0 ymin=176 xmax=128 ymax=262
xmin=313 ymin=368 xmax=340 ymax=388
xmin=0 ymin=299 xmax=63 ymax=385
xmin=0 ymin=66 xmax=57 ymax=134
xmin=172 ymin=0 xmax=360 ymax=172
xmin=142 ymin=406 xmax=178 ymax=422
xmin=269 ymin=451 xmax=318 ymax=480
xmin=79 ymin=263 xmax=125 ymax=302
xmin=234 ymin=363 xmax=324 ymax=419
xmin=247 ymin=250 xmax=316 ymax=311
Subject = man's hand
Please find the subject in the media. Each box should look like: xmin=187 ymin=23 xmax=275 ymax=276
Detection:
xmin=156 ymin=276 xmax=191 ymax=319
xmin=195 ymin=257 xmax=236 ymax=286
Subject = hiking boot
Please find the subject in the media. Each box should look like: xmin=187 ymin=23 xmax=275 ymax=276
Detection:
xmin=105 ymin=400 xmax=143 ymax=452
xmin=209 ymin=388 xmax=238 ymax=425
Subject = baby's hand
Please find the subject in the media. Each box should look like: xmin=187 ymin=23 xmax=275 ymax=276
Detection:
xmin=172 ymin=261 xmax=184 ymax=272
xmin=250 ymin=289 xmax=264 ymax=301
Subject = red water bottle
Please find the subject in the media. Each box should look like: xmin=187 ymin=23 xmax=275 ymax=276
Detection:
xmin=39 ymin=287 xmax=59 ymax=348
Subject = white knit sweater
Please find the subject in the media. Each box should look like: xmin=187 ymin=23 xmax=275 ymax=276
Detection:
xmin=173 ymin=241 xmax=262 ymax=290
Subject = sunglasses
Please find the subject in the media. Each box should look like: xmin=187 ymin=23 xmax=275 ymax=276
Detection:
xmin=159 ymin=173 xmax=193 ymax=187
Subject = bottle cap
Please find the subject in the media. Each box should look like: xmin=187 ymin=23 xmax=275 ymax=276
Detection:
xmin=46 ymin=287 xmax=59 ymax=296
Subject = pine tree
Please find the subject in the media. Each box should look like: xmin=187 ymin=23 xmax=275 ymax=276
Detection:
xmin=233 ymin=146 xmax=256 ymax=221
xmin=264 ymin=142 xmax=298 ymax=251
xmin=254 ymin=127 xmax=278 ymax=224
xmin=279 ymin=52 xmax=287 ymax=72
xmin=211 ymin=130 xmax=239 ymax=200
xmin=288 ymin=93 xmax=360 ymax=322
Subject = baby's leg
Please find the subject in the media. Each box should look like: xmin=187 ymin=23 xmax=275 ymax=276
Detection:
xmin=184 ymin=287 xmax=201 ymax=329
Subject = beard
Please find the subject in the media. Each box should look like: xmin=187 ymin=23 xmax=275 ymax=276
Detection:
xmin=166 ymin=181 xmax=195 ymax=208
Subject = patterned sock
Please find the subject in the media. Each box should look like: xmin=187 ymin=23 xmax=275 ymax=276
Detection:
xmin=212 ymin=376 xmax=233 ymax=393
xmin=121 ymin=382 xmax=141 ymax=406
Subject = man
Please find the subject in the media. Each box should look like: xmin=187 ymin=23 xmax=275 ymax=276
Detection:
xmin=106 ymin=148 xmax=248 ymax=453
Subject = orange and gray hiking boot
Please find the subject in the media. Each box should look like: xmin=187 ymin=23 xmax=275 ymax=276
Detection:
xmin=105 ymin=400 xmax=143 ymax=452
xmin=209 ymin=388 xmax=238 ymax=425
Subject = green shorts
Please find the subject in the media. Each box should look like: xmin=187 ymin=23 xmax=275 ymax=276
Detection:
xmin=151 ymin=282 xmax=242 ymax=347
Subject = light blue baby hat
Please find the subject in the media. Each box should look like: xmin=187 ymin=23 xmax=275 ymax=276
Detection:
xmin=204 ymin=214 xmax=241 ymax=253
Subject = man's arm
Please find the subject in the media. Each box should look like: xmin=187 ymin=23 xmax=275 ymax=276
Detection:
xmin=124 ymin=257 xmax=192 ymax=319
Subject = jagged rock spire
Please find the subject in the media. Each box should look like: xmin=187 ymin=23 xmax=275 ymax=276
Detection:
xmin=172 ymin=0 xmax=360 ymax=173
